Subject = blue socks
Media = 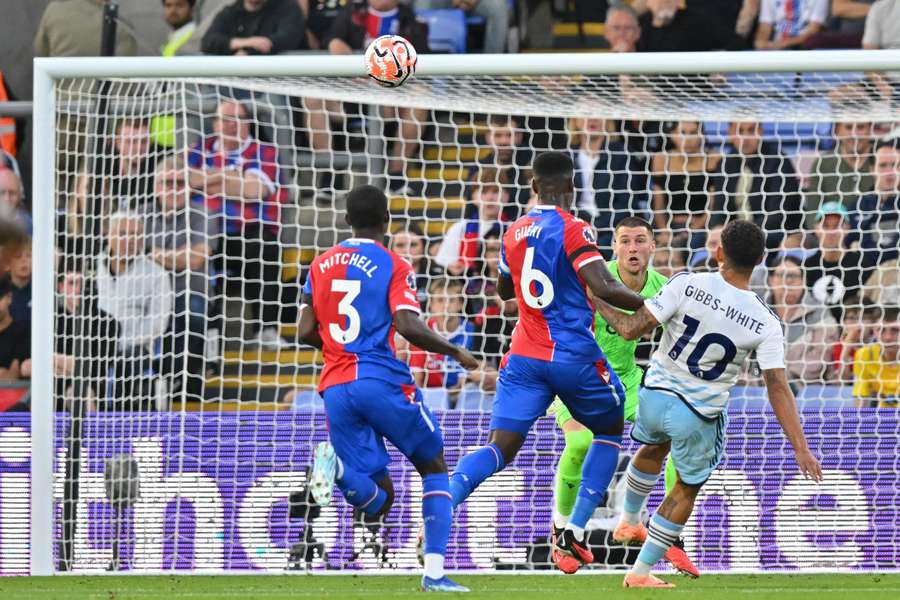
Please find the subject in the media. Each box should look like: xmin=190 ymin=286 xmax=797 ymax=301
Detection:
xmin=336 ymin=466 xmax=388 ymax=515
xmin=634 ymin=513 xmax=685 ymax=575
xmin=566 ymin=435 xmax=622 ymax=533
xmin=623 ymin=462 xmax=659 ymax=525
xmin=421 ymin=473 xmax=453 ymax=556
xmin=449 ymin=443 xmax=506 ymax=507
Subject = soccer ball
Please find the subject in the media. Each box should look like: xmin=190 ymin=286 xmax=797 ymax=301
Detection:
xmin=364 ymin=35 xmax=417 ymax=88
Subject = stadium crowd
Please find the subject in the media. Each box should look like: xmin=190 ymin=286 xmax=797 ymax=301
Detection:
xmin=1 ymin=0 xmax=900 ymax=411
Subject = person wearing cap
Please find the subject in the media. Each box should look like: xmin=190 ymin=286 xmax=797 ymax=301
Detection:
xmin=803 ymin=201 xmax=874 ymax=322
xmin=855 ymin=138 xmax=900 ymax=265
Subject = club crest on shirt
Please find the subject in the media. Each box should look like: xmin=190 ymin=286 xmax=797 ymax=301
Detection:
xmin=406 ymin=272 xmax=417 ymax=290
xmin=582 ymin=227 xmax=597 ymax=244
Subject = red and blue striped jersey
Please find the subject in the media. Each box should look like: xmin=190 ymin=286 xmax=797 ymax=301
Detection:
xmin=500 ymin=205 xmax=607 ymax=363
xmin=303 ymin=238 xmax=421 ymax=392
xmin=186 ymin=136 xmax=287 ymax=235
xmin=408 ymin=317 xmax=475 ymax=388
xmin=363 ymin=7 xmax=400 ymax=44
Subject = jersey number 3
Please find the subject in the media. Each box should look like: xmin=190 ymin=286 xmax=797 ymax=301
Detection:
xmin=329 ymin=279 xmax=361 ymax=344
xmin=521 ymin=247 xmax=555 ymax=309
xmin=669 ymin=314 xmax=737 ymax=381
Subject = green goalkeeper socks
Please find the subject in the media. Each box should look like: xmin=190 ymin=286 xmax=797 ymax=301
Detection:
xmin=663 ymin=453 xmax=677 ymax=495
xmin=554 ymin=428 xmax=593 ymax=520
xmin=555 ymin=428 xmax=680 ymax=521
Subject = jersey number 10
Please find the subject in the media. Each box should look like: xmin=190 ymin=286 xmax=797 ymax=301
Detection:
xmin=668 ymin=315 xmax=737 ymax=381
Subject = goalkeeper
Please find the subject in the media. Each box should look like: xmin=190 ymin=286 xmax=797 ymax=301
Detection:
xmin=549 ymin=217 xmax=698 ymax=577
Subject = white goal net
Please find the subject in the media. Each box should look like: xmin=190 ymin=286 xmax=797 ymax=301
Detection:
xmin=14 ymin=52 xmax=900 ymax=575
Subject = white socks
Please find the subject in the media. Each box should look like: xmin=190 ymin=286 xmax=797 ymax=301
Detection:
xmin=552 ymin=510 xmax=569 ymax=530
xmin=424 ymin=553 xmax=444 ymax=580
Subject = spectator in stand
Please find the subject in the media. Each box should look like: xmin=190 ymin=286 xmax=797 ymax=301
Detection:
xmin=833 ymin=295 xmax=879 ymax=384
xmin=637 ymin=0 xmax=747 ymax=51
xmin=435 ymin=167 xmax=506 ymax=276
xmin=318 ymin=0 xmax=429 ymax=194
xmin=856 ymin=138 xmax=900 ymax=265
xmin=414 ymin=0 xmax=509 ymax=53
xmin=96 ymin=212 xmax=174 ymax=410
xmin=72 ymin=117 xmax=159 ymax=217
xmin=568 ymin=116 xmax=648 ymax=254
xmin=853 ymin=305 xmax=900 ymax=407
xmin=604 ymin=3 xmax=641 ymax=52
xmin=7 ymin=243 xmax=31 ymax=328
xmin=146 ymin=156 xmax=217 ymax=401
xmin=476 ymin=115 xmax=533 ymax=217
xmin=299 ymin=0 xmax=347 ymax=49
xmin=804 ymin=0 xmax=877 ymax=48
xmin=54 ymin=264 xmax=119 ymax=412
xmin=0 ymin=276 xmax=28 ymax=381
xmin=650 ymin=120 xmax=722 ymax=250
xmin=0 ymin=168 xmax=31 ymax=236
xmin=34 ymin=0 xmax=137 ymax=57
xmin=804 ymin=201 xmax=874 ymax=321
xmin=863 ymin=256 xmax=900 ymax=307
xmin=804 ymin=119 xmax=875 ymax=229
xmin=389 ymin=222 xmax=444 ymax=310
xmin=162 ymin=0 xmax=199 ymax=56
xmin=202 ymin=0 xmax=307 ymax=54
xmin=464 ymin=228 xmax=514 ymax=365
xmin=652 ymin=246 xmax=686 ymax=278
xmin=755 ymin=0 xmax=829 ymax=50
xmin=719 ymin=120 xmax=803 ymax=250
xmin=768 ymin=254 xmax=839 ymax=385
xmin=188 ymin=98 xmax=287 ymax=348
xmin=863 ymin=0 xmax=900 ymax=104
xmin=408 ymin=277 xmax=496 ymax=408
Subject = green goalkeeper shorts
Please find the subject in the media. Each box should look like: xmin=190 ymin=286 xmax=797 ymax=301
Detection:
xmin=552 ymin=368 xmax=642 ymax=427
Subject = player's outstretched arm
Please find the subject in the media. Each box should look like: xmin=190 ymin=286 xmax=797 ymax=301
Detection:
xmin=580 ymin=260 xmax=645 ymax=312
xmin=296 ymin=295 xmax=323 ymax=350
xmin=393 ymin=310 xmax=479 ymax=371
xmin=595 ymin=300 xmax=660 ymax=341
xmin=763 ymin=368 xmax=824 ymax=482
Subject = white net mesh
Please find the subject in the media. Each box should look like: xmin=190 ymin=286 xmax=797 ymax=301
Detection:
xmin=17 ymin=63 xmax=900 ymax=573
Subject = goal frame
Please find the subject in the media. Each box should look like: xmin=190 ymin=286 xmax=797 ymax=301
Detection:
xmin=30 ymin=49 xmax=900 ymax=576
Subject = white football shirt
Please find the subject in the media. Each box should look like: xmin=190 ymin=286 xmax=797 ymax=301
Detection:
xmin=643 ymin=271 xmax=786 ymax=419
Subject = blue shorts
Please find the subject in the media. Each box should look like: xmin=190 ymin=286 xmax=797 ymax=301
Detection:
xmin=490 ymin=354 xmax=625 ymax=437
xmin=322 ymin=379 xmax=443 ymax=479
xmin=631 ymin=387 xmax=727 ymax=486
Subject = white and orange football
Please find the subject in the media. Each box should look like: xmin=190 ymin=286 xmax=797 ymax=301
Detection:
xmin=365 ymin=35 xmax=417 ymax=88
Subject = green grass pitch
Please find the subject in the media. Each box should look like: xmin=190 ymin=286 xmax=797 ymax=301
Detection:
xmin=4 ymin=574 xmax=900 ymax=600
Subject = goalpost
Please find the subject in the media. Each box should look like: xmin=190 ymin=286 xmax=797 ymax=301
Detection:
xmin=24 ymin=51 xmax=900 ymax=576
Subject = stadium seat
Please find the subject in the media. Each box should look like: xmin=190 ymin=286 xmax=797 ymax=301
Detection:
xmin=416 ymin=9 xmax=468 ymax=54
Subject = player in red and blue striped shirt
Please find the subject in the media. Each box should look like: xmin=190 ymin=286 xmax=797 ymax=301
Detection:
xmin=297 ymin=185 xmax=477 ymax=592
xmin=448 ymin=152 xmax=647 ymax=572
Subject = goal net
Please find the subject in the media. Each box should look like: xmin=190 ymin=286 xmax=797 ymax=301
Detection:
xmin=16 ymin=52 xmax=900 ymax=575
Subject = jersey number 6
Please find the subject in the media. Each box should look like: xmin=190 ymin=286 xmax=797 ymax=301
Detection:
xmin=329 ymin=279 xmax=361 ymax=344
xmin=521 ymin=247 xmax=555 ymax=309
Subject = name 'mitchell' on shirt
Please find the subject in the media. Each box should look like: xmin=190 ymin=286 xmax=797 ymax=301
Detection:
xmin=303 ymin=238 xmax=421 ymax=392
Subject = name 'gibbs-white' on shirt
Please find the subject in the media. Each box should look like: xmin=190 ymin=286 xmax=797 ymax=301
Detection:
xmin=303 ymin=238 xmax=421 ymax=392
xmin=500 ymin=205 xmax=608 ymax=363
xmin=643 ymin=271 xmax=786 ymax=419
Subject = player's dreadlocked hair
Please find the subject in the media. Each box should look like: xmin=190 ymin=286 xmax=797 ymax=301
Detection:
xmin=345 ymin=185 xmax=389 ymax=230
xmin=721 ymin=219 xmax=765 ymax=272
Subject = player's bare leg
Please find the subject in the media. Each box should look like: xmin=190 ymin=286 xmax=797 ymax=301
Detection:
xmin=614 ymin=442 xmax=699 ymax=579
